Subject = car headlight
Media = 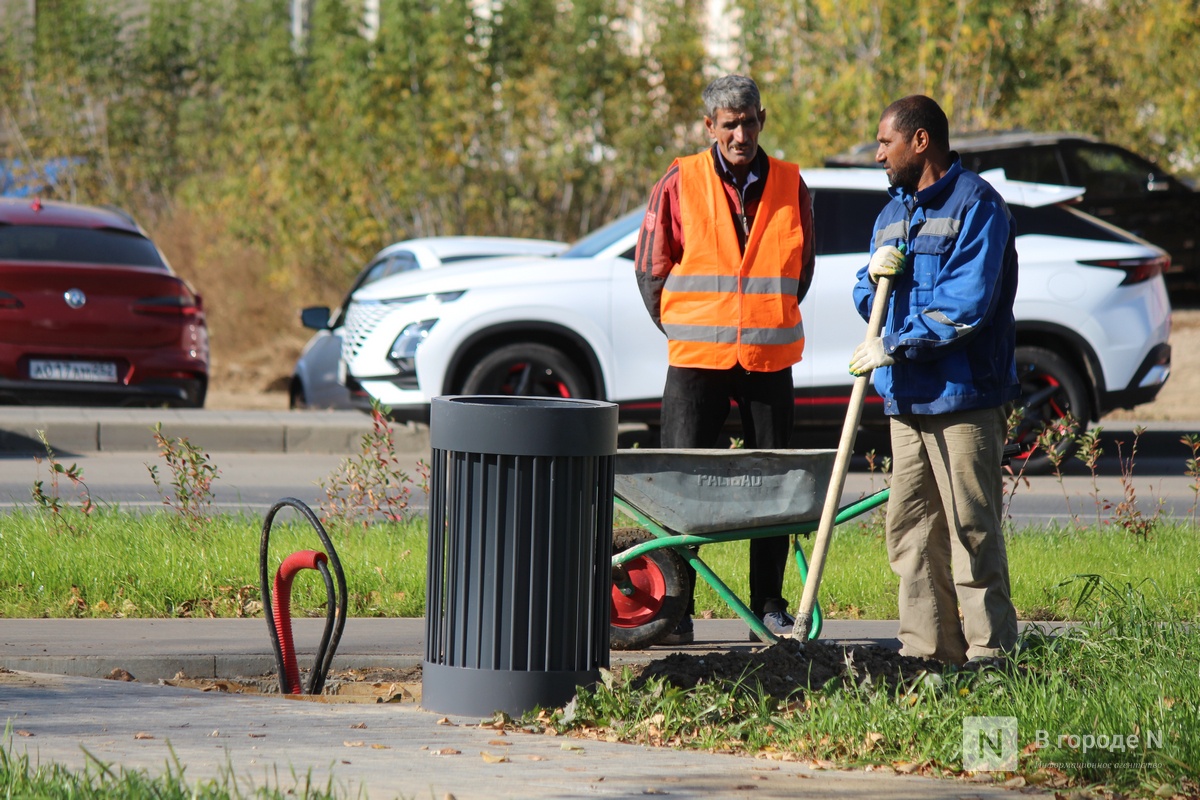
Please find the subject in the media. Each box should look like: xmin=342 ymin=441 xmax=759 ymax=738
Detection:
xmin=381 ymin=290 xmax=465 ymax=307
xmin=387 ymin=319 xmax=437 ymax=373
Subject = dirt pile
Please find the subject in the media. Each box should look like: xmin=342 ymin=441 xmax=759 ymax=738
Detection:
xmin=632 ymin=638 xmax=941 ymax=701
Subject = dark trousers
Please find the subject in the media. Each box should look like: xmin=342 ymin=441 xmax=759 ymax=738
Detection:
xmin=660 ymin=365 xmax=795 ymax=616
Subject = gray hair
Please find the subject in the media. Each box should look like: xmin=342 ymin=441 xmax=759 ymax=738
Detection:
xmin=702 ymin=75 xmax=761 ymax=118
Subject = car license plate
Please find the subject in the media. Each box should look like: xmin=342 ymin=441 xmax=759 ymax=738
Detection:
xmin=29 ymin=359 xmax=119 ymax=383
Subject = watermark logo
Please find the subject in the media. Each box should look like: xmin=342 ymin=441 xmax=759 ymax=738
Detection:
xmin=963 ymin=716 xmax=1018 ymax=771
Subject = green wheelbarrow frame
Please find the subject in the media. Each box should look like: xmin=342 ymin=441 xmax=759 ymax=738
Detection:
xmin=611 ymin=488 xmax=890 ymax=645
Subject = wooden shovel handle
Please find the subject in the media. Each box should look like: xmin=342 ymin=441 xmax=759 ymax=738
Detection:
xmin=794 ymin=273 xmax=893 ymax=640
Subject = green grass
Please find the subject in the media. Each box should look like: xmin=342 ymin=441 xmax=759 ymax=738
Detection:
xmin=558 ymin=579 xmax=1200 ymax=798
xmin=1 ymin=509 xmax=1197 ymax=619
xmin=0 ymin=510 xmax=427 ymax=618
xmin=693 ymin=518 xmax=1200 ymax=622
xmin=0 ymin=738 xmax=357 ymax=799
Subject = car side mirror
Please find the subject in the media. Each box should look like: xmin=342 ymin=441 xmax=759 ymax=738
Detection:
xmin=300 ymin=306 xmax=332 ymax=330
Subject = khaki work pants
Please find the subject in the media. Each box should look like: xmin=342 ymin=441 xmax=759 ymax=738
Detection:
xmin=886 ymin=406 xmax=1018 ymax=664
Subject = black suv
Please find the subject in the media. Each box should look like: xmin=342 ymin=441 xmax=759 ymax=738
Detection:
xmin=826 ymin=131 xmax=1200 ymax=292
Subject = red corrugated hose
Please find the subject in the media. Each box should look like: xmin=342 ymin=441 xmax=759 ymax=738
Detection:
xmin=260 ymin=498 xmax=347 ymax=696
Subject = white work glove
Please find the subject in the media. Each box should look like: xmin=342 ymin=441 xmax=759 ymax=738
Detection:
xmin=867 ymin=245 xmax=906 ymax=283
xmin=849 ymin=337 xmax=894 ymax=376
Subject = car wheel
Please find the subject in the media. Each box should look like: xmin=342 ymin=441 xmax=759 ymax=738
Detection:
xmin=1009 ymin=346 xmax=1091 ymax=475
xmin=459 ymin=343 xmax=591 ymax=398
xmin=289 ymin=377 xmax=308 ymax=410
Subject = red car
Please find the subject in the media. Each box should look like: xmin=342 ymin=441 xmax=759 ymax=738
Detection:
xmin=0 ymin=197 xmax=208 ymax=407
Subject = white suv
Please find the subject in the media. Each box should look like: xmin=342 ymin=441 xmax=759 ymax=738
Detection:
xmin=291 ymin=236 xmax=565 ymax=409
xmin=341 ymin=169 xmax=1172 ymax=470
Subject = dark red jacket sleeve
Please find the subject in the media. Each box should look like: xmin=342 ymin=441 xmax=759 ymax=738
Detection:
xmin=634 ymin=164 xmax=683 ymax=332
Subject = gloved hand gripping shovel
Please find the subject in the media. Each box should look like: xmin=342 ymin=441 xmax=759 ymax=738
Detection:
xmin=794 ymin=271 xmax=895 ymax=642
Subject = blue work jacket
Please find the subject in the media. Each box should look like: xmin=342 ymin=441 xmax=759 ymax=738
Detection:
xmin=852 ymin=159 xmax=1020 ymax=415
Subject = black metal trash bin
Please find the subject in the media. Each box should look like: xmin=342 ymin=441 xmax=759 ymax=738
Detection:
xmin=422 ymin=395 xmax=617 ymax=717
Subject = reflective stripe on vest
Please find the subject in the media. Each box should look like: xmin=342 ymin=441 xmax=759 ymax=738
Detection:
xmin=661 ymin=150 xmax=806 ymax=371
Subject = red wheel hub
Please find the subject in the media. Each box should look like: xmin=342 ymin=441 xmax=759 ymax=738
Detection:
xmin=611 ymin=555 xmax=666 ymax=628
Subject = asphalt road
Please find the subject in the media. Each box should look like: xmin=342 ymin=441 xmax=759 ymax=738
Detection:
xmin=0 ymin=450 xmax=350 ymax=513
xmin=2 ymin=427 xmax=1198 ymax=526
xmin=1 ymin=409 xmax=1198 ymax=525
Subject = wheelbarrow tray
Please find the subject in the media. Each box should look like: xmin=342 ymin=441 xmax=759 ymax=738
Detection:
xmin=613 ymin=448 xmax=837 ymax=536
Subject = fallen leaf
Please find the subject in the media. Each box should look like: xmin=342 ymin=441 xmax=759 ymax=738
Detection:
xmin=893 ymin=761 xmax=922 ymax=774
xmin=527 ymin=755 xmax=546 ymax=761
xmin=436 ymin=717 xmax=454 ymax=726
xmin=344 ymin=741 xmax=364 ymax=747
xmin=733 ymin=786 xmax=757 ymax=791
xmin=488 ymin=739 xmax=512 ymax=747
xmin=105 ymin=668 xmax=135 ymax=682
xmin=480 ymin=751 xmax=509 ymax=764
xmin=134 ymin=732 xmax=154 ymax=740
xmin=15 ymin=730 xmax=33 ymax=738
xmin=560 ymin=743 xmax=584 ymax=752
xmin=370 ymin=744 xmax=391 ymax=750
xmin=642 ymin=789 xmax=668 ymax=796
xmin=1002 ymin=776 xmax=1026 ymax=788
xmin=432 ymin=748 xmax=461 ymax=756
xmin=248 ymin=733 xmax=265 ymax=739
xmin=350 ymin=722 xmax=367 ymax=729
xmin=209 ymin=730 xmax=219 ymax=737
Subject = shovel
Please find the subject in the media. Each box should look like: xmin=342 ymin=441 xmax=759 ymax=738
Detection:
xmin=794 ymin=270 xmax=896 ymax=642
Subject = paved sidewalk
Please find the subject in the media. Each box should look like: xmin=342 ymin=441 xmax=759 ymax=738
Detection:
xmin=0 ymin=618 xmax=1036 ymax=800
xmin=0 ymin=618 xmax=907 ymax=681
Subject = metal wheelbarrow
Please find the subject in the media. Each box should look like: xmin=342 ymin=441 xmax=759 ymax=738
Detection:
xmin=609 ymin=448 xmax=890 ymax=649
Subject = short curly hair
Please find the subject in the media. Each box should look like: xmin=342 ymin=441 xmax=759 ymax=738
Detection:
xmin=883 ymin=95 xmax=949 ymax=152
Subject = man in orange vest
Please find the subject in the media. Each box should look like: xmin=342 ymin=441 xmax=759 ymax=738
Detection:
xmin=634 ymin=74 xmax=816 ymax=645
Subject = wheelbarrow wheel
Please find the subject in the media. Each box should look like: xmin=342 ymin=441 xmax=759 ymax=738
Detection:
xmin=610 ymin=527 xmax=689 ymax=650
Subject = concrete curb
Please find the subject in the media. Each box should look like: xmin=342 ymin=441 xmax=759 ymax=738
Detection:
xmin=0 ymin=408 xmax=429 ymax=455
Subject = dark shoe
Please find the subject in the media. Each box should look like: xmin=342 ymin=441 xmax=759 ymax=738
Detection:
xmin=962 ymin=655 xmax=1009 ymax=673
xmin=749 ymin=610 xmax=795 ymax=641
xmin=661 ymin=615 xmax=694 ymax=646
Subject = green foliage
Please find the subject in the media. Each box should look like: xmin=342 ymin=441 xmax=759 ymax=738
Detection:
xmin=147 ymin=422 xmax=221 ymax=531
xmin=2 ymin=0 xmax=1200 ymax=379
xmin=318 ymin=400 xmax=428 ymax=527
xmin=29 ymin=430 xmax=95 ymax=536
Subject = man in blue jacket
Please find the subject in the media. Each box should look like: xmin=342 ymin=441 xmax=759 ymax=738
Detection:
xmin=849 ymin=95 xmax=1019 ymax=667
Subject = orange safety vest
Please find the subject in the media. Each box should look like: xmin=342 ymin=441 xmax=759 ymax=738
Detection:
xmin=660 ymin=150 xmax=806 ymax=371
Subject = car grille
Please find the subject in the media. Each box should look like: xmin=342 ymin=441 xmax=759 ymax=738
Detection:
xmin=341 ymin=301 xmax=396 ymax=364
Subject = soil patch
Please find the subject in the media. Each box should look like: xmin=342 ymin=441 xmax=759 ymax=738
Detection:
xmin=167 ymin=641 xmax=941 ymax=705
xmin=631 ymin=638 xmax=940 ymax=700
